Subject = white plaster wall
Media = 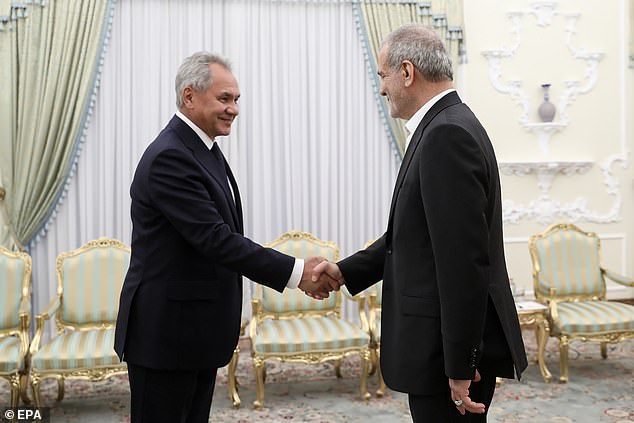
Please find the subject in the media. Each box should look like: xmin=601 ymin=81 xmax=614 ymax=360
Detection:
xmin=462 ymin=0 xmax=634 ymax=298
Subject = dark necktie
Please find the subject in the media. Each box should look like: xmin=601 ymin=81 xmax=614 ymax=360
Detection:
xmin=211 ymin=143 xmax=230 ymax=194
xmin=211 ymin=142 xmax=243 ymax=232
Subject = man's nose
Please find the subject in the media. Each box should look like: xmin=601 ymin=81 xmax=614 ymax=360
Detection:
xmin=227 ymin=104 xmax=239 ymax=115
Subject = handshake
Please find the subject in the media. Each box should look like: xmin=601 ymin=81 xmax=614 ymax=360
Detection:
xmin=297 ymin=256 xmax=344 ymax=300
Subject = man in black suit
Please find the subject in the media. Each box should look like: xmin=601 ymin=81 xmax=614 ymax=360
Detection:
xmin=114 ymin=52 xmax=334 ymax=423
xmin=314 ymin=25 xmax=528 ymax=422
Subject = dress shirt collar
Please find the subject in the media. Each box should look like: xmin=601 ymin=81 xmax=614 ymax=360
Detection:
xmin=176 ymin=110 xmax=215 ymax=150
xmin=404 ymin=88 xmax=456 ymax=150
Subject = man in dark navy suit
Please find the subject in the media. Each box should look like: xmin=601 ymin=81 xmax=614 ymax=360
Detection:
xmin=314 ymin=25 xmax=528 ymax=422
xmin=114 ymin=52 xmax=334 ymax=423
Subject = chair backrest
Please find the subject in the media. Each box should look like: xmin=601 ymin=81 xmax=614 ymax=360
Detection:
xmin=529 ymin=223 xmax=605 ymax=300
xmin=56 ymin=238 xmax=130 ymax=327
xmin=0 ymin=247 xmax=31 ymax=331
xmin=256 ymin=232 xmax=340 ymax=316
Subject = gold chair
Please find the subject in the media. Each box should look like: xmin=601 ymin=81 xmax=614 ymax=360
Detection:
xmin=0 ymin=247 xmax=31 ymax=408
xmin=29 ymin=238 xmax=130 ymax=406
xmin=529 ymin=223 xmax=634 ymax=383
xmin=249 ymin=231 xmax=371 ymax=408
xmin=226 ymin=318 xmax=249 ymax=408
xmin=366 ymin=280 xmax=386 ymax=396
xmin=358 ymin=239 xmax=386 ymax=396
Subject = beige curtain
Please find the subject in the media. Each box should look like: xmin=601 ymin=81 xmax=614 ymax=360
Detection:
xmin=0 ymin=0 xmax=111 ymax=249
xmin=357 ymin=0 xmax=465 ymax=157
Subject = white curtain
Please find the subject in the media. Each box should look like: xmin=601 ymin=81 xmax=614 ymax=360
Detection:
xmin=30 ymin=0 xmax=399 ymax=324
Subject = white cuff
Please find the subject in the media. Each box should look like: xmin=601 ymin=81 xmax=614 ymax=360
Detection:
xmin=286 ymin=258 xmax=304 ymax=289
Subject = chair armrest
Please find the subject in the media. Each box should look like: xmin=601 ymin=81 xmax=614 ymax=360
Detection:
xmin=603 ymin=268 xmax=634 ymax=287
xmin=18 ymin=295 xmax=31 ymax=318
xmin=18 ymin=296 xmax=31 ymax=359
xmin=249 ymin=299 xmax=262 ymax=339
xmin=341 ymin=286 xmax=370 ymax=332
xmin=30 ymin=296 xmax=61 ymax=355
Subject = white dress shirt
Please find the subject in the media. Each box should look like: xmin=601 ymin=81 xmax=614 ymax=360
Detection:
xmin=404 ymin=88 xmax=456 ymax=151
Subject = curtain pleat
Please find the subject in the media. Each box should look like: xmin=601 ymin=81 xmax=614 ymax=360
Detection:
xmin=0 ymin=0 xmax=113 ymax=250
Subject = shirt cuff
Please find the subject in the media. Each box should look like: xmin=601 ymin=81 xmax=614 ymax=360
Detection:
xmin=286 ymin=258 xmax=304 ymax=289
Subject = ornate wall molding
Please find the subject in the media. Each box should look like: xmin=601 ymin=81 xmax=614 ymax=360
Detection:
xmin=499 ymin=158 xmax=625 ymax=225
xmin=481 ymin=1 xmax=603 ymax=155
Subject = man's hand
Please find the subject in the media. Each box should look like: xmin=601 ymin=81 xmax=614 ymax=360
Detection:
xmin=449 ymin=369 xmax=486 ymax=415
xmin=312 ymin=261 xmax=345 ymax=290
xmin=298 ymin=256 xmax=340 ymax=300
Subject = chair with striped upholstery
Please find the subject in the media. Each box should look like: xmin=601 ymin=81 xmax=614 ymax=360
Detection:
xmin=529 ymin=223 xmax=634 ymax=383
xmin=29 ymin=238 xmax=130 ymax=406
xmin=249 ymin=231 xmax=371 ymax=408
xmin=0 ymin=247 xmax=31 ymax=408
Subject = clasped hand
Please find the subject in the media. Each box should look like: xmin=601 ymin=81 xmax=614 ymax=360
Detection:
xmin=297 ymin=257 xmax=345 ymax=299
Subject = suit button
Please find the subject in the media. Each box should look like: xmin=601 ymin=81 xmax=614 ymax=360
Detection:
xmin=387 ymin=249 xmax=392 ymax=255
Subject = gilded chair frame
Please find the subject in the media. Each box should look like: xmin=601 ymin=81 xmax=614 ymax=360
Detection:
xmin=359 ymin=239 xmax=386 ymax=396
xmin=249 ymin=231 xmax=371 ymax=408
xmin=366 ymin=282 xmax=386 ymax=396
xmin=529 ymin=223 xmax=634 ymax=382
xmin=0 ymin=247 xmax=32 ymax=408
xmin=29 ymin=238 xmax=130 ymax=406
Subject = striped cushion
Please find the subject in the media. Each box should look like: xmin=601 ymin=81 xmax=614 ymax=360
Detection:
xmin=59 ymin=245 xmax=130 ymax=325
xmin=31 ymin=329 xmax=120 ymax=371
xmin=262 ymin=235 xmax=339 ymax=313
xmin=533 ymin=229 xmax=604 ymax=297
xmin=0 ymin=337 xmax=22 ymax=373
xmin=0 ymin=253 xmax=26 ymax=330
xmin=556 ymin=301 xmax=634 ymax=335
xmin=252 ymin=317 xmax=370 ymax=354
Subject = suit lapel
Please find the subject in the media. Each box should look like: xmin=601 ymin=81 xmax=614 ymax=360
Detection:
xmin=169 ymin=115 xmax=241 ymax=231
xmin=386 ymin=92 xmax=462 ymax=242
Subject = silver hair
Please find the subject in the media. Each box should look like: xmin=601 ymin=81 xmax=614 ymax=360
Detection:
xmin=175 ymin=51 xmax=233 ymax=108
xmin=382 ymin=24 xmax=453 ymax=82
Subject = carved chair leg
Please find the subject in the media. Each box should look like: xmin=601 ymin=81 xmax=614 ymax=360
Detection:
xmin=359 ymin=350 xmax=371 ymax=401
xmin=10 ymin=373 xmax=20 ymax=408
xmin=368 ymin=348 xmax=378 ymax=376
xmin=335 ymin=359 xmax=343 ymax=378
xmin=19 ymin=372 xmax=31 ymax=405
xmin=30 ymin=373 xmax=42 ymax=409
xmin=227 ymin=347 xmax=241 ymax=408
xmin=600 ymin=342 xmax=607 ymax=359
xmin=376 ymin=358 xmax=387 ymax=397
xmin=559 ymin=336 xmax=569 ymax=383
xmin=56 ymin=376 xmax=65 ymax=401
xmin=253 ymin=358 xmax=265 ymax=409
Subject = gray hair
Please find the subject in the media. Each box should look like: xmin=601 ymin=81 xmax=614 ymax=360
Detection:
xmin=382 ymin=24 xmax=453 ymax=82
xmin=175 ymin=51 xmax=233 ymax=108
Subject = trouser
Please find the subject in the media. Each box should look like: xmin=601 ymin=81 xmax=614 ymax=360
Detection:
xmin=127 ymin=362 xmax=217 ymax=423
xmin=408 ymin=374 xmax=497 ymax=423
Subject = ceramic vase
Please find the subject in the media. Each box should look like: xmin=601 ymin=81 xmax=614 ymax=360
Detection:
xmin=538 ymin=83 xmax=556 ymax=123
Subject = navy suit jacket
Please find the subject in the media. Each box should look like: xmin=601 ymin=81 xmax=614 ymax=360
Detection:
xmin=114 ymin=115 xmax=294 ymax=370
xmin=339 ymin=92 xmax=528 ymax=395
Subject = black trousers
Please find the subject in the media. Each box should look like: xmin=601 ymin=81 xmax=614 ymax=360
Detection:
xmin=127 ymin=362 xmax=217 ymax=423
xmin=408 ymin=374 xmax=497 ymax=423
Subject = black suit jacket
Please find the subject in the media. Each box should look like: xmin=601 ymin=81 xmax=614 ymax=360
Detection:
xmin=114 ymin=115 xmax=294 ymax=370
xmin=339 ymin=92 xmax=528 ymax=395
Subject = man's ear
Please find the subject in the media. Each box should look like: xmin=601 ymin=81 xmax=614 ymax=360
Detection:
xmin=182 ymin=86 xmax=194 ymax=108
xmin=402 ymin=61 xmax=415 ymax=87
